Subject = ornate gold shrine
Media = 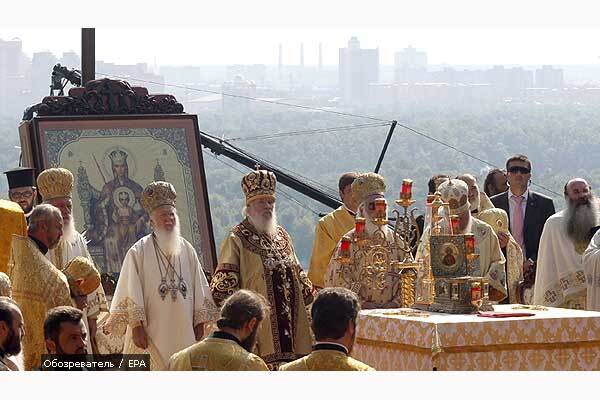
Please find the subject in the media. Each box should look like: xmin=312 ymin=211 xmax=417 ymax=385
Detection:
xmin=336 ymin=179 xmax=421 ymax=308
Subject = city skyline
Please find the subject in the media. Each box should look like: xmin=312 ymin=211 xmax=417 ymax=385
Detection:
xmin=1 ymin=0 xmax=600 ymax=67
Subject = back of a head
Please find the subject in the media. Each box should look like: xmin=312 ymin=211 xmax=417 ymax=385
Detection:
xmin=0 ymin=296 xmax=19 ymax=328
xmin=338 ymin=172 xmax=360 ymax=192
xmin=311 ymin=287 xmax=360 ymax=341
xmin=0 ymin=272 xmax=11 ymax=297
xmin=43 ymin=306 xmax=83 ymax=342
xmin=28 ymin=204 xmax=61 ymax=233
xmin=483 ymin=168 xmax=505 ymax=197
xmin=428 ymin=174 xmax=449 ymax=195
xmin=217 ymin=290 xmax=269 ymax=330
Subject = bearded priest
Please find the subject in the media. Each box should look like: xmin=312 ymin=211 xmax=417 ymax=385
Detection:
xmin=106 ymin=181 xmax=218 ymax=370
xmin=210 ymin=169 xmax=314 ymax=370
xmin=533 ymin=178 xmax=598 ymax=309
xmin=37 ymin=167 xmax=108 ymax=353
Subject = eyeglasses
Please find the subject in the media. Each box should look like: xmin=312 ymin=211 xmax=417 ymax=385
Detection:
xmin=507 ymin=166 xmax=530 ymax=174
xmin=9 ymin=190 xmax=34 ymax=200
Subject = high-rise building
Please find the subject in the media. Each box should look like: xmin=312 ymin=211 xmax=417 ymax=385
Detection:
xmin=32 ymin=51 xmax=58 ymax=97
xmin=394 ymin=46 xmax=428 ymax=83
xmin=535 ymin=65 xmax=564 ymax=88
xmin=60 ymin=51 xmax=81 ymax=70
xmin=339 ymin=37 xmax=379 ymax=103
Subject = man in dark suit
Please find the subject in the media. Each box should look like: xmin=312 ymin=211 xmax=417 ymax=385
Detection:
xmin=491 ymin=155 xmax=555 ymax=284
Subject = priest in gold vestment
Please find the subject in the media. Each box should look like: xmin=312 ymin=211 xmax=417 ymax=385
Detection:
xmin=308 ymin=172 xmax=358 ymax=289
xmin=325 ymin=173 xmax=407 ymax=308
xmin=0 ymin=199 xmax=27 ymax=275
xmin=417 ymin=179 xmax=508 ymax=302
xmin=210 ymin=169 xmax=314 ymax=370
xmin=169 ymin=289 xmax=269 ymax=371
xmin=37 ymin=168 xmax=108 ymax=353
xmin=280 ymin=287 xmax=374 ymax=371
xmin=7 ymin=204 xmax=72 ymax=370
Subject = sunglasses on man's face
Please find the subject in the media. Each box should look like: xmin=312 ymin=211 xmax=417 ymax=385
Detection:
xmin=507 ymin=166 xmax=530 ymax=174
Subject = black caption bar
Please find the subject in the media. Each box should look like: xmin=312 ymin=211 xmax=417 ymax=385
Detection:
xmin=39 ymin=354 xmax=150 ymax=371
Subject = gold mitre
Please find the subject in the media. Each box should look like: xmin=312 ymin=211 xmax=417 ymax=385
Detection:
xmin=438 ymin=179 xmax=470 ymax=214
xmin=351 ymin=172 xmax=386 ymax=205
xmin=63 ymin=256 xmax=101 ymax=296
xmin=242 ymin=169 xmax=276 ymax=205
xmin=141 ymin=181 xmax=177 ymax=213
xmin=478 ymin=208 xmax=510 ymax=234
xmin=37 ymin=167 xmax=74 ymax=201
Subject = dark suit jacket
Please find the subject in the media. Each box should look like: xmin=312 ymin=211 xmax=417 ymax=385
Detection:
xmin=490 ymin=190 xmax=555 ymax=262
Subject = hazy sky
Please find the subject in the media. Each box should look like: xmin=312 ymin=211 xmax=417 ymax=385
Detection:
xmin=1 ymin=0 xmax=599 ymax=67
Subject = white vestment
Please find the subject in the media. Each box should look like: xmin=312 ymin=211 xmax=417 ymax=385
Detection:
xmin=46 ymin=230 xmax=109 ymax=353
xmin=533 ymin=210 xmax=587 ymax=309
xmin=583 ymin=229 xmax=600 ymax=311
xmin=108 ymin=234 xmax=218 ymax=370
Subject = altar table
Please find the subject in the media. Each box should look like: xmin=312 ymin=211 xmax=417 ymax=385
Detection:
xmin=353 ymin=305 xmax=600 ymax=370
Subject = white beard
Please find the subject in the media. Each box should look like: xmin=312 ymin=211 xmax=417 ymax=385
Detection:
xmin=154 ymin=215 xmax=182 ymax=256
xmin=62 ymin=215 xmax=77 ymax=244
xmin=248 ymin=210 xmax=278 ymax=236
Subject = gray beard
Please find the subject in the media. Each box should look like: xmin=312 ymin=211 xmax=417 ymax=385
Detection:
xmin=565 ymin=199 xmax=599 ymax=245
xmin=248 ymin=212 xmax=278 ymax=236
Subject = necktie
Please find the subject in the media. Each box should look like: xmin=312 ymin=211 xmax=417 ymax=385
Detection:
xmin=512 ymin=195 xmax=525 ymax=254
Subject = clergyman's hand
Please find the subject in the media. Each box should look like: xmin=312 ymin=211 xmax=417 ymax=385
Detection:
xmin=497 ymin=232 xmax=509 ymax=249
xmin=132 ymin=325 xmax=148 ymax=349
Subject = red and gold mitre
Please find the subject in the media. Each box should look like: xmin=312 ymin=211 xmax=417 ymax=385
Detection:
xmin=241 ymin=169 xmax=276 ymax=205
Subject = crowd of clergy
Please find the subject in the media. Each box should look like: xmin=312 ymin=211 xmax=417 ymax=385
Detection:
xmin=1 ymin=152 xmax=600 ymax=372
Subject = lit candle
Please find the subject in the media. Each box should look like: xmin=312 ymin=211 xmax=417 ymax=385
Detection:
xmin=340 ymin=236 xmax=351 ymax=258
xmin=355 ymin=217 xmax=366 ymax=235
xmin=465 ymin=234 xmax=475 ymax=255
xmin=400 ymin=179 xmax=413 ymax=200
xmin=374 ymin=198 xmax=387 ymax=219
xmin=471 ymin=285 xmax=482 ymax=301
xmin=450 ymin=215 xmax=460 ymax=234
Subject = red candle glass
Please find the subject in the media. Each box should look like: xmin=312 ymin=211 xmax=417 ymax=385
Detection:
xmin=340 ymin=236 xmax=351 ymax=258
xmin=426 ymin=194 xmax=435 ymax=204
xmin=374 ymin=198 xmax=387 ymax=219
xmin=450 ymin=215 xmax=460 ymax=234
xmin=465 ymin=234 xmax=475 ymax=255
xmin=471 ymin=286 xmax=482 ymax=301
xmin=355 ymin=217 xmax=366 ymax=235
xmin=400 ymin=179 xmax=413 ymax=200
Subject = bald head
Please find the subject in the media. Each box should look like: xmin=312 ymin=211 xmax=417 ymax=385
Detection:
xmin=564 ymin=178 xmax=592 ymax=205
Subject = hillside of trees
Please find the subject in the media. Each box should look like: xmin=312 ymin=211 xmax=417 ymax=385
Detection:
xmin=2 ymin=101 xmax=600 ymax=267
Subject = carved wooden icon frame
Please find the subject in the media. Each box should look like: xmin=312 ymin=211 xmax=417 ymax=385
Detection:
xmin=23 ymin=113 xmax=216 ymax=279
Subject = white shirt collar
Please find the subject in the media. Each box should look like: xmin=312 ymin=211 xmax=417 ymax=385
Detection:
xmin=508 ymin=186 xmax=529 ymax=201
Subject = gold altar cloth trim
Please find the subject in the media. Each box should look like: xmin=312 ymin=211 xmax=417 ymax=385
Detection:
xmin=356 ymin=337 xmax=600 ymax=354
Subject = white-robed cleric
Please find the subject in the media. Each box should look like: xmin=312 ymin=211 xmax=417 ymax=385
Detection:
xmin=584 ymin=229 xmax=600 ymax=311
xmin=106 ymin=181 xmax=218 ymax=370
xmin=533 ymin=210 xmax=587 ymax=309
xmin=109 ymin=234 xmax=218 ymax=369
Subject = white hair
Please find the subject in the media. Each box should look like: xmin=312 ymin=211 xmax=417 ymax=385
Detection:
xmin=28 ymin=204 xmax=62 ymax=232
